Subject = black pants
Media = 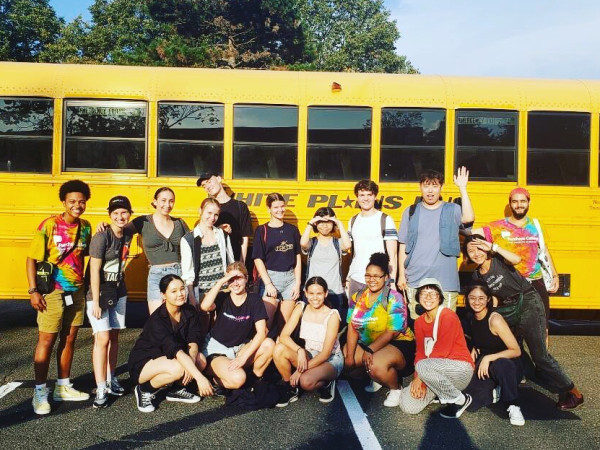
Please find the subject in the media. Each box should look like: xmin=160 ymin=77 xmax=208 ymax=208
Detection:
xmin=530 ymin=278 xmax=550 ymax=323
xmin=465 ymin=357 xmax=523 ymax=411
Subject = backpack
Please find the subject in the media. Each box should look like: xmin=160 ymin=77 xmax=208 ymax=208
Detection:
xmin=355 ymin=283 xmax=392 ymax=311
xmin=306 ymin=236 xmax=342 ymax=282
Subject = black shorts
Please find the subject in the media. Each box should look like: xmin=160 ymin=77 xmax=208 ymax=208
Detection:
xmin=389 ymin=339 xmax=416 ymax=378
xmin=128 ymin=358 xmax=151 ymax=386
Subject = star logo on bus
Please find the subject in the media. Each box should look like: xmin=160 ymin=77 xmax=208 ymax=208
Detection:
xmin=343 ymin=196 xmax=355 ymax=208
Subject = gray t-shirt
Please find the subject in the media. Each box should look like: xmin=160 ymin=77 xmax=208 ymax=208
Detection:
xmin=398 ymin=202 xmax=461 ymax=291
xmin=132 ymin=215 xmax=189 ymax=266
xmin=305 ymin=238 xmax=343 ymax=295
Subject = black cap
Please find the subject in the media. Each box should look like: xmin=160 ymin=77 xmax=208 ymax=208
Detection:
xmin=196 ymin=172 xmax=219 ymax=186
xmin=107 ymin=196 xmax=133 ymax=214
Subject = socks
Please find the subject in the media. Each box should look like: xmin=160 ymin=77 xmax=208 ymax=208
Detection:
xmin=57 ymin=378 xmax=70 ymax=387
xmin=140 ymin=381 xmax=156 ymax=393
xmin=97 ymin=381 xmax=107 ymax=392
xmin=35 ymin=383 xmax=47 ymax=391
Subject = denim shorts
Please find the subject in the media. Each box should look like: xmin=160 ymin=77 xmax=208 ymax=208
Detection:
xmin=308 ymin=349 xmax=344 ymax=378
xmin=86 ymin=296 xmax=127 ymax=333
xmin=147 ymin=263 xmax=181 ymax=302
xmin=259 ymin=269 xmax=296 ymax=301
xmin=202 ymin=334 xmax=247 ymax=360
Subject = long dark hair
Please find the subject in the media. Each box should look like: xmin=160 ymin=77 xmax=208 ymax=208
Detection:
xmin=304 ymin=276 xmax=331 ymax=308
xmin=464 ymin=280 xmax=494 ymax=314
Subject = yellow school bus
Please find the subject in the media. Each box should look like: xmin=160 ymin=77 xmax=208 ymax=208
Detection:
xmin=1 ymin=62 xmax=598 ymax=310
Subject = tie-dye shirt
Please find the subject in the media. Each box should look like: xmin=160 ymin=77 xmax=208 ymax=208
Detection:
xmin=347 ymin=288 xmax=414 ymax=345
xmin=483 ymin=217 xmax=541 ymax=280
xmin=28 ymin=215 xmax=92 ymax=291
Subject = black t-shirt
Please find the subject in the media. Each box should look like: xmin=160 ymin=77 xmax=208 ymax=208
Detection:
xmin=251 ymin=222 xmax=300 ymax=272
xmin=215 ymin=198 xmax=252 ymax=261
xmin=473 ymin=255 xmax=532 ymax=300
xmin=210 ymin=292 xmax=268 ymax=347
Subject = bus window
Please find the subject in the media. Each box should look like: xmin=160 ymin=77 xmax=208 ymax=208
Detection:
xmin=307 ymin=107 xmax=371 ymax=180
xmin=0 ymin=98 xmax=53 ymax=173
xmin=63 ymin=100 xmax=146 ymax=172
xmin=527 ymin=111 xmax=590 ymax=186
xmin=158 ymin=102 xmax=224 ymax=177
xmin=233 ymin=105 xmax=297 ymax=179
xmin=455 ymin=109 xmax=518 ymax=181
xmin=380 ymin=108 xmax=445 ymax=181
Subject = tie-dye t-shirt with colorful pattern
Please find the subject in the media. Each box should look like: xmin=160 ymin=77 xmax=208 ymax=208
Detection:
xmin=483 ymin=217 xmax=541 ymax=280
xmin=347 ymin=288 xmax=414 ymax=345
xmin=28 ymin=215 xmax=92 ymax=291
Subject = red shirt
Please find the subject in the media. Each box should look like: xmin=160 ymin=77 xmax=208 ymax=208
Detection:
xmin=414 ymin=308 xmax=474 ymax=369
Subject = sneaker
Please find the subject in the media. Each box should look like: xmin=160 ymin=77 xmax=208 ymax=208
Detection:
xmin=276 ymin=386 xmax=299 ymax=407
xmin=492 ymin=385 xmax=502 ymax=404
xmin=557 ymin=392 xmax=584 ymax=410
xmin=93 ymin=389 xmax=108 ymax=409
xmin=32 ymin=387 xmax=51 ymax=415
xmin=107 ymin=377 xmax=125 ymax=396
xmin=440 ymin=394 xmax=472 ymax=419
xmin=364 ymin=380 xmax=382 ymax=393
xmin=507 ymin=405 xmax=525 ymax=426
xmin=318 ymin=380 xmax=336 ymax=404
xmin=166 ymin=387 xmax=201 ymax=403
xmin=134 ymin=385 xmax=155 ymax=413
xmin=211 ymin=383 xmax=230 ymax=398
xmin=53 ymin=384 xmax=90 ymax=402
xmin=383 ymin=389 xmax=402 ymax=407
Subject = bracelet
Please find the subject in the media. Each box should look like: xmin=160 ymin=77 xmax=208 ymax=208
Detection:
xmin=491 ymin=243 xmax=499 ymax=253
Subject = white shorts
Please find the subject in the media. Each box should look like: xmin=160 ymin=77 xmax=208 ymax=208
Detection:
xmin=86 ymin=296 xmax=127 ymax=333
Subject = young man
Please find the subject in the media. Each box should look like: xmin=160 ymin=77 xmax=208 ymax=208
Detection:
xmin=197 ymin=172 xmax=252 ymax=263
xmin=472 ymin=187 xmax=559 ymax=322
xmin=398 ymin=167 xmax=474 ymax=319
xmin=26 ymin=180 xmax=93 ymax=414
xmin=347 ymin=180 xmax=398 ymax=301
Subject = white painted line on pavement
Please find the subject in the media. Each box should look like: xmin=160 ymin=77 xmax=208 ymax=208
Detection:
xmin=0 ymin=382 xmax=23 ymax=400
xmin=337 ymin=380 xmax=382 ymax=450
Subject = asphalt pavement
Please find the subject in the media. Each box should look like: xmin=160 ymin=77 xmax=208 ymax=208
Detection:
xmin=1 ymin=300 xmax=599 ymax=449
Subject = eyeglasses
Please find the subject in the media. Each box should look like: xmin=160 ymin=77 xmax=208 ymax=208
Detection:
xmin=467 ymin=296 xmax=488 ymax=303
xmin=420 ymin=290 xmax=440 ymax=299
xmin=364 ymin=273 xmax=385 ymax=280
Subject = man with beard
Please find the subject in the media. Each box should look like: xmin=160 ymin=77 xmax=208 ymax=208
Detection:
xmin=472 ymin=187 xmax=559 ymax=326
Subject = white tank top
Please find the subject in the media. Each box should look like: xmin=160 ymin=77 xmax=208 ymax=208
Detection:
xmin=299 ymin=303 xmax=342 ymax=355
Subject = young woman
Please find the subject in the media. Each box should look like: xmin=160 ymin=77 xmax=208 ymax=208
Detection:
xmin=463 ymin=281 xmax=525 ymax=426
xmin=300 ymin=207 xmax=351 ymax=312
xmin=273 ymin=277 xmax=343 ymax=407
xmin=201 ymin=262 xmax=274 ymax=390
xmin=344 ymin=253 xmax=415 ymax=408
xmin=98 ymin=187 xmax=189 ymax=314
xmin=180 ymin=198 xmax=234 ymax=307
xmin=252 ymin=193 xmax=301 ymax=329
xmin=464 ymin=234 xmax=584 ymax=410
xmin=128 ymin=274 xmax=213 ymax=413
xmin=398 ymin=278 xmax=474 ymax=419
xmin=86 ymin=196 xmax=134 ymax=408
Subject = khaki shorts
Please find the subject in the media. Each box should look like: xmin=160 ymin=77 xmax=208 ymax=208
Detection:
xmin=405 ymin=286 xmax=458 ymax=320
xmin=37 ymin=288 xmax=86 ymax=333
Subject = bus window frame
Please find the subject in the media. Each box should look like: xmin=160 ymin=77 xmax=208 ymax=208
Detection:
xmin=157 ymin=101 xmax=225 ymax=177
xmin=454 ymin=108 xmax=519 ymax=182
xmin=62 ymin=99 xmax=148 ymax=174
xmin=0 ymin=96 xmax=54 ymax=174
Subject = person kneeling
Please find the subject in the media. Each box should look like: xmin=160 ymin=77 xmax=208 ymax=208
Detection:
xmin=128 ymin=275 xmax=213 ymax=413
xmin=201 ymin=262 xmax=274 ymax=391
xmin=273 ymin=277 xmax=344 ymax=407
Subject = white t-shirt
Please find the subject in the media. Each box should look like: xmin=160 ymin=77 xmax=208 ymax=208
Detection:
xmin=347 ymin=211 xmax=398 ymax=284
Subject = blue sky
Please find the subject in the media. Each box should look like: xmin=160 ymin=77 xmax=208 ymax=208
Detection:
xmin=50 ymin=0 xmax=600 ymax=79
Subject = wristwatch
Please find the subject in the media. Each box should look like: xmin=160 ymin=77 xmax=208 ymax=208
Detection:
xmin=28 ymin=287 xmax=38 ymax=294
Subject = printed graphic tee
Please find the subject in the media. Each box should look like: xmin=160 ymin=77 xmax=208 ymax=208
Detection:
xmin=210 ymin=292 xmax=268 ymax=347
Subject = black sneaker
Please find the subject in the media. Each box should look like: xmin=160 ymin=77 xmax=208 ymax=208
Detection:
xmin=166 ymin=387 xmax=201 ymax=403
xmin=276 ymin=386 xmax=299 ymax=407
xmin=211 ymin=383 xmax=230 ymax=398
xmin=134 ymin=385 xmax=155 ymax=413
xmin=93 ymin=388 xmax=108 ymax=409
xmin=440 ymin=394 xmax=472 ymax=419
xmin=318 ymin=380 xmax=336 ymax=404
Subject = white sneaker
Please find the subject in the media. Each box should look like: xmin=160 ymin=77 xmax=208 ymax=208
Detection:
xmin=365 ymin=380 xmax=382 ymax=393
xmin=32 ymin=387 xmax=51 ymax=415
xmin=383 ymin=389 xmax=402 ymax=407
xmin=53 ymin=384 xmax=89 ymax=402
xmin=508 ymin=405 xmax=525 ymax=426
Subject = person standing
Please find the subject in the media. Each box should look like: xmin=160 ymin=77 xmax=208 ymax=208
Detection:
xmin=398 ymin=167 xmax=474 ymax=319
xmin=346 ymin=180 xmax=398 ymax=301
xmin=26 ymin=180 xmax=93 ymax=415
xmin=197 ymin=172 xmax=253 ymax=263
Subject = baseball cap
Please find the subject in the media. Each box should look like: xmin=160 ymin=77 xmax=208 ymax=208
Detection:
xmin=107 ymin=195 xmax=133 ymax=214
xmin=196 ymin=172 xmax=219 ymax=187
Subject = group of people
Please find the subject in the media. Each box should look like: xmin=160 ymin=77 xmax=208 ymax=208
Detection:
xmin=25 ymin=168 xmax=584 ymax=426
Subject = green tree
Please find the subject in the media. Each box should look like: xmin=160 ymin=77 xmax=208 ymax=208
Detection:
xmin=296 ymin=0 xmax=416 ymax=73
xmin=0 ymin=0 xmax=62 ymax=61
